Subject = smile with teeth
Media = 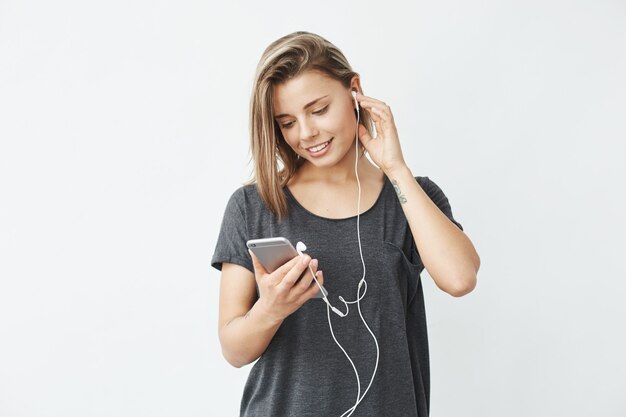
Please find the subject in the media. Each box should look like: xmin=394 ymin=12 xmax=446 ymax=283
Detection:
xmin=306 ymin=138 xmax=333 ymax=153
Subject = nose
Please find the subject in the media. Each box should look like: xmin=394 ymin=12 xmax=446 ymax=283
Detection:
xmin=299 ymin=118 xmax=319 ymax=142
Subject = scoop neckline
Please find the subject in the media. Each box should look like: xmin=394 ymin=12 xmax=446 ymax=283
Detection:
xmin=283 ymin=175 xmax=389 ymax=222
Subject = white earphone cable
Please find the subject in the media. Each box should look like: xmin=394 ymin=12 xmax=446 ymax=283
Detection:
xmin=339 ymin=92 xmax=380 ymax=417
xmin=299 ymin=94 xmax=380 ymax=416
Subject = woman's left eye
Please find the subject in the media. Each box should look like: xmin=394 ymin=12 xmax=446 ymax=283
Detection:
xmin=280 ymin=106 xmax=329 ymax=129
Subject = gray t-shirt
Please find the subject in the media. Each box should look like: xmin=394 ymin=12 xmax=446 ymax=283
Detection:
xmin=211 ymin=175 xmax=463 ymax=417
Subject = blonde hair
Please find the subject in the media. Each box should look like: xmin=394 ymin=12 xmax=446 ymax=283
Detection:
xmin=243 ymin=31 xmax=375 ymax=222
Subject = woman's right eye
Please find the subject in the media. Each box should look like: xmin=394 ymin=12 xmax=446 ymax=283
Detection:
xmin=280 ymin=106 xmax=328 ymax=129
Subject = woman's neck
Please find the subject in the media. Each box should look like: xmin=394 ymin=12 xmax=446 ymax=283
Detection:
xmin=293 ymin=153 xmax=381 ymax=186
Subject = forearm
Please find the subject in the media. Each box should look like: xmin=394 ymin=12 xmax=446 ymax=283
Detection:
xmin=219 ymin=300 xmax=284 ymax=368
xmin=386 ymin=165 xmax=480 ymax=296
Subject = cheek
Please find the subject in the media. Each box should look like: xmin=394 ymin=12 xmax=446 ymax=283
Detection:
xmin=324 ymin=111 xmax=351 ymax=134
xmin=281 ymin=130 xmax=298 ymax=147
xmin=281 ymin=131 xmax=301 ymax=151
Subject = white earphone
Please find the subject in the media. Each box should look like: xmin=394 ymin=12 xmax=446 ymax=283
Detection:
xmin=295 ymin=240 xmax=306 ymax=255
xmin=295 ymin=89 xmax=379 ymax=417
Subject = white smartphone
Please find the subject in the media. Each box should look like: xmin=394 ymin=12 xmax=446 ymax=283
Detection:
xmin=246 ymin=237 xmax=328 ymax=299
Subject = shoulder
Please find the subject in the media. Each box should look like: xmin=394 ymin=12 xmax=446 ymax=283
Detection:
xmin=222 ymin=184 xmax=255 ymax=220
xmin=414 ymin=175 xmax=433 ymax=189
xmin=225 ymin=182 xmax=259 ymax=205
xmin=413 ymin=175 xmax=446 ymax=197
xmin=224 ymin=182 xmax=275 ymax=222
xmin=412 ymin=174 xmax=464 ymax=229
xmin=411 ymin=175 xmax=456 ymax=210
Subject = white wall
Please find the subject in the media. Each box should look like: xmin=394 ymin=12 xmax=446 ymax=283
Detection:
xmin=1 ymin=0 xmax=625 ymax=416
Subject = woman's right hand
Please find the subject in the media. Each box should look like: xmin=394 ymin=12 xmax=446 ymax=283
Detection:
xmin=248 ymin=249 xmax=324 ymax=324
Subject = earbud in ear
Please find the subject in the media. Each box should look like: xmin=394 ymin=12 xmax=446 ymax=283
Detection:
xmin=351 ymin=91 xmax=359 ymax=116
xmin=296 ymin=241 xmax=307 ymax=257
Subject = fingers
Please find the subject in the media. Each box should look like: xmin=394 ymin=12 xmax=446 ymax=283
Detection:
xmin=299 ymin=270 xmax=324 ymax=303
xmin=278 ymin=254 xmax=313 ymax=291
xmin=276 ymin=254 xmax=303 ymax=275
xmin=355 ymin=93 xmax=392 ymax=120
xmin=260 ymin=254 xmax=301 ymax=286
xmin=358 ymin=124 xmax=374 ymax=148
xmin=250 ymin=249 xmax=322 ymax=301
xmin=355 ymin=93 xmax=389 ymax=109
xmin=294 ymin=258 xmax=318 ymax=293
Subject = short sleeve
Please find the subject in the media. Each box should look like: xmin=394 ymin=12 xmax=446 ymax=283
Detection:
xmin=416 ymin=176 xmax=464 ymax=231
xmin=210 ymin=187 xmax=253 ymax=274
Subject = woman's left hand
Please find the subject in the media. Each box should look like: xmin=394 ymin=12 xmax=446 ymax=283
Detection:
xmin=356 ymin=92 xmax=407 ymax=175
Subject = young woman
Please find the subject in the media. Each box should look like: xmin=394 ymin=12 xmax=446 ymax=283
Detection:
xmin=211 ymin=31 xmax=480 ymax=417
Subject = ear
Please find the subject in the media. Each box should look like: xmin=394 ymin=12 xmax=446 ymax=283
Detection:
xmin=350 ymin=74 xmax=362 ymax=97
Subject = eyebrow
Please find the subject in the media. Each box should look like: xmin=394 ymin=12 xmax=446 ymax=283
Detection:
xmin=274 ymin=95 xmax=329 ymax=119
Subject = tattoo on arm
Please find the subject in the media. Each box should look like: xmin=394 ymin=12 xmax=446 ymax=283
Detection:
xmin=391 ymin=179 xmax=407 ymax=204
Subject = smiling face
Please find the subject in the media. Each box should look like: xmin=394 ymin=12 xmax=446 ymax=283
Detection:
xmin=272 ymin=70 xmax=359 ymax=171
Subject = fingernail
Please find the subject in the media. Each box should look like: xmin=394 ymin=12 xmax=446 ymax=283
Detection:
xmin=312 ymin=259 xmax=318 ymax=268
xmin=302 ymin=255 xmax=310 ymax=265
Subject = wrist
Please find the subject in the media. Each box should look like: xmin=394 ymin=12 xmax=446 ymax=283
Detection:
xmin=253 ymin=298 xmax=284 ymax=327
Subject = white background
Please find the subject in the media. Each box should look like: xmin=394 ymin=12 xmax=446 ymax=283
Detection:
xmin=1 ymin=0 xmax=625 ymax=416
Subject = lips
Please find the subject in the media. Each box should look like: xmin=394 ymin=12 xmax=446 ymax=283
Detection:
xmin=305 ymin=138 xmax=333 ymax=152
